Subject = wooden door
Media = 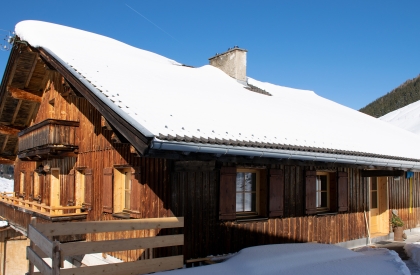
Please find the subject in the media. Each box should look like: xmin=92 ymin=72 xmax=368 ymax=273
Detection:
xmin=370 ymin=177 xmax=389 ymax=235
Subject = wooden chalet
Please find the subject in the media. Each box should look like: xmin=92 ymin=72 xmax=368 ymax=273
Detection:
xmin=1 ymin=20 xmax=420 ymax=274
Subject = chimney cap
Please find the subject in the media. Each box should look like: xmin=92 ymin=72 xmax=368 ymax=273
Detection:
xmin=208 ymin=47 xmax=247 ymax=61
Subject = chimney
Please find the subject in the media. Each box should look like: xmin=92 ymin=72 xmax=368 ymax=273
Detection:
xmin=209 ymin=46 xmax=247 ymax=84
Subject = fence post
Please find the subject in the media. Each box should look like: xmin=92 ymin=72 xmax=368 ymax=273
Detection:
xmin=27 ymin=217 xmax=36 ymax=275
xmin=51 ymin=240 xmax=61 ymax=275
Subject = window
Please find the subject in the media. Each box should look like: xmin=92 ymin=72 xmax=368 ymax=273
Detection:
xmin=370 ymin=177 xmax=378 ymax=209
xmin=316 ymin=172 xmax=329 ymax=210
xmin=305 ymin=170 xmax=348 ymax=215
xmin=236 ymin=169 xmax=259 ymax=214
xmin=102 ymin=166 xmax=141 ymax=218
xmin=113 ymin=167 xmax=132 ymax=213
xmin=219 ymin=167 xmax=284 ymax=221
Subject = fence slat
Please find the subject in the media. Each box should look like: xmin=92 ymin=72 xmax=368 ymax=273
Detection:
xmin=60 ymin=255 xmax=184 ymax=275
xmin=28 ymin=224 xmax=53 ymax=258
xmin=61 ymin=234 xmax=184 ymax=257
xmin=27 ymin=246 xmax=52 ymax=275
xmin=35 ymin=217 xmax=184 ymax=236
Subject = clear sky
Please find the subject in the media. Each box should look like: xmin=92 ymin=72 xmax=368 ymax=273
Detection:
xmin=0 ymin=0 xmax=419 ymax=110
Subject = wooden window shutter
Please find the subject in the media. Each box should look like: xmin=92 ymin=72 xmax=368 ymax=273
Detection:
xmin=84 ymin=168 xmax=93 ymax=210
xmin=130 ymin=167 xmax=142 ymax=218
xmin=29 ymin=172 xmax=34 ymax=201
xmin=269 ymin=169 xmax=284 ymax=217
xmin=219 ymin=167 xmax=236 ymax=220
xmin=67 ymin=169 xmax=75 ymax=206
xmin=338 ymin=171 xmax=348 ymax=212
xmin=305 ymin=170 xmax=317 ymax=215
xmin=102 ymin=167 xmax=113 ymax=213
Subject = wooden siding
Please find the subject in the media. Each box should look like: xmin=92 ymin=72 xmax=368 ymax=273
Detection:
xmin=169 ymin=164 xmax=375 ymax=260
xmin=389 ymin=173 xmax=420 ymax=230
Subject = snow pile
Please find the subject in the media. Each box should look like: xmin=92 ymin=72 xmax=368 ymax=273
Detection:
xmin=13 ymin=20 xmax=420 ymax=161
xmin=380 ymin=100 xmax=420 ymax=135
xmin=157 ymin=244 xmax=410 ymax=275
xmin=405 ymin=242 xmax=420 ymax=267
xmin=0 ymin=177 xmax=13 ymax=193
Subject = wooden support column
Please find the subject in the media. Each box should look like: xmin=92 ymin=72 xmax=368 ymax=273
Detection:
xmin=7 ymin=87 xmax=42 ymax=103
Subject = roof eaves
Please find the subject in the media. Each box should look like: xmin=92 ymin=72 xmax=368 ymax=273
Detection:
xmin=151 ymin=138 xmax=420 ymax=170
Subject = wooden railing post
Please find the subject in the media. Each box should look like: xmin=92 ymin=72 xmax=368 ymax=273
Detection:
xmin=52 ymin=240 xmax=61 ymax=275
xmin=27 ymin=217 xmax=36 ymax=275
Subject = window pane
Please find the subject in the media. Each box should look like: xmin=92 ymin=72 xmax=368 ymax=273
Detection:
xmin=320 ymin=175 xmax=327 ymax=191
xmin=371 ymin=191 xmax=378 ymax=209
xmin=321 ymin=192 xmax=328 ymax=208
xmin=244 ymin=173 xmax=256 ymax=191
xmin=244 ymin=193 xmax=256 ymax=212
xmin=236 ymin=193 xmax=244 ymax=212
xmin=372 ymin=178 xmax=377 ymax=191
xmin=236 ymin=173 xmax=244 ymax=192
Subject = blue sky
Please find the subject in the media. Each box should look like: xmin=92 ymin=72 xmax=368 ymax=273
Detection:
xmin=0 ymin=0 xmax=419 ymax=110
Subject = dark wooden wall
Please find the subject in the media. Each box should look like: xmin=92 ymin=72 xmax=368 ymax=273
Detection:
xmin=169 ymin=163 xmax=373 ymax=260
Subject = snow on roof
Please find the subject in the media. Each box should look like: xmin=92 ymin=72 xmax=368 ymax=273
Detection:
xmin=380 ymin=100 xmax=420 ymax=135
xmin=156 ymin=243 xmax=410 ymax=275
xmin=14 ymin=20 xmax=420 ymax=161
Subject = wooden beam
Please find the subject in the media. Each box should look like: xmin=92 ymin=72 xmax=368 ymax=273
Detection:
xmin=35 ymin=217 xmax=184 ymax=236
xmin=7 ymin=87 xmax=42 ymax=103
xmin=59 ymin=255 xmax=183 ymax=275
xmin=0 ymin=136 xmax=8 ymax=153
xmin=24 ymin=54 xmax=39 ymax=88
xmin=0 ymin=124 xmax=21 ymax=136
xmin=0 ymin=157 xmax=14 ymax=164
xmin=11 ymin=99 xmax=22 ymax=124
xmin=361 ymin=170 xmax=404 ymax=178
xmin=60 ymin=234 xmax=183 ymax=257
xmin=101 ymin=116 xmax=112 ymax=130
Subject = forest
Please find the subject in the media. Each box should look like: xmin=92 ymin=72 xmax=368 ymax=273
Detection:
xmin=359 ymin=74 xmax=420 ymax=117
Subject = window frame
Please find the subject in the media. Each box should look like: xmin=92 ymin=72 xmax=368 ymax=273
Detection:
xmin=316 ymin=171 xmax=330 ymax=211
xmin=235 ymin=168 xmax=260 ymax=216
xmin=113 ymin=167 xmax=132 ymax=214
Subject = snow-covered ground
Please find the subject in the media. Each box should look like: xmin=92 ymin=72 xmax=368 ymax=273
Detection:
xmin=0 ymin=177 xmax=13 ymax=193
xmin=404 ymin=242 xmax=420 ymax=274
xmin=157 ymin=243 xmax=409 ymax=275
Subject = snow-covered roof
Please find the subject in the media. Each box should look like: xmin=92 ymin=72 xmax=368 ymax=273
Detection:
xmin=380 ymin=100 xmax=420 ymax=135
xmin=13 ymin=20 xmax=420 ymax=163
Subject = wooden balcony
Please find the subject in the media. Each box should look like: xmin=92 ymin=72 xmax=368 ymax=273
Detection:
xmin=0 ymin=192 xmax=86 ymax=220
xmin=17 ymin=119 xmax=79 ymax=160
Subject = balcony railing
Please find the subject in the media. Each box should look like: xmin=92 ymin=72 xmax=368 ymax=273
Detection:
xmin=27 ymin=217 xmax=184 ymax=275
xmin=18 ymin=119 xmax=79 ymax=160
xmin=0 ymin=192 xmax=85 ymax=216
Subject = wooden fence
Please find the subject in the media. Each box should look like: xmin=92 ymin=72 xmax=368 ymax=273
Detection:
xmin=27 ymin=217 xmax=184 ymax=275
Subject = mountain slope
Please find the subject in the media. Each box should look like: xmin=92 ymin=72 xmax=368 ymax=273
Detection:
xmin=360 ymin=75 xmax=420 ymax=117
